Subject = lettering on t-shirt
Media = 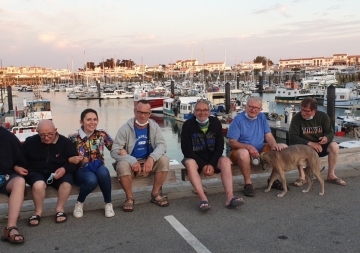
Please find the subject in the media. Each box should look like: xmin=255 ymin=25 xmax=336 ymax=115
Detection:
xmin=301 ymin=126 xmax=323 ymax=135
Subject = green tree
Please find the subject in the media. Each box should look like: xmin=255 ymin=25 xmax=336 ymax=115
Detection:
xmin=253 ymin=56 xmax=273 ymax=66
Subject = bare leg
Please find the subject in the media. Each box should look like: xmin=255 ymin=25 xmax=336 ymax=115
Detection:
xmin=6 ymin=177 xmax=25 ymax=240
xmin=326 ymin=142 xmax=339 ymax=180
xmin=236 ymin=149 xmax=252 ymax=184
xmin=56 ymin=182 xmax=72 ymax=222
xmin=29 ymin=181 xmax=46 ymax=225
xmin=217 ymin=157 xmax=236 ymax=205
xmin=185 ymin=159 xmax=207 ymax=203
xmin=119 ymin=175 xmax=134 ymax=210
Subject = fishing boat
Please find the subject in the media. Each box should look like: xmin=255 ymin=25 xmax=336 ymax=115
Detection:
xmin=133 ymin=86 xmax=170 ymax=112
xmin=163 ymin=96 xmax=201 ymax=122
xmin=100 ymin=89 xmax=134 ymax=99
xmin=323 ymin=88 xmax=360 ymax=109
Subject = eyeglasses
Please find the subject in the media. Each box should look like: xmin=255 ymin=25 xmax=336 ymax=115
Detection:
xmin=300 ymin=108 xmax=312 ymax=113
xmin=136 ymin=111 xmax=151 ymax=116
xmin=195 ymin=109 xmax=209 ymax=113
xmin=247 ymin=105 xmax=261 ymax=111
xmin=39 ymin=132 xmax=56 ymax=139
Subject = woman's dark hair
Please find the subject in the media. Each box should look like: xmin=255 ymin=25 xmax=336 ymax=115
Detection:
xmin=80 ymin=108 xmax=98 ymax=121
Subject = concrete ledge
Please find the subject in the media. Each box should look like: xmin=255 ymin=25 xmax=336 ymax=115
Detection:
xmin=181 ymin=147 xmax=360 ymax=181
xmin=0 ymin=162 xmax=180 ymax=204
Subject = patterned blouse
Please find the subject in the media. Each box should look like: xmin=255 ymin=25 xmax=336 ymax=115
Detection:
xmin=68 ymin=128 xmax=113 ymax=167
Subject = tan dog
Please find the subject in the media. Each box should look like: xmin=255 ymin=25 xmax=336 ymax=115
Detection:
xmin=261 ymin=144 xmax=325 ymax=197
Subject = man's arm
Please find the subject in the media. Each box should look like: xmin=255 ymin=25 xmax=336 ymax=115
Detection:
xmin=110 ymin=128 xmax=137 ymax=166
xmin=208 ymin=119 xmax=225 ymax=167
xmin=148 ymin=123 xmax=167 ymax=162
xmin=264 ymin=132 xmax=287 ymax=151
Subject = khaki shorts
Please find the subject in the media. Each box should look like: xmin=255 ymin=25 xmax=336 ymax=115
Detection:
xmin=229 ymin=143 xmax=271 ymax=164
xmin=116 ymin=155 xmax=169 ymax=178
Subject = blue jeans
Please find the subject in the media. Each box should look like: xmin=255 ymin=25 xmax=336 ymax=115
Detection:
xmin=74 ymin=165 xmax=112 ymax=203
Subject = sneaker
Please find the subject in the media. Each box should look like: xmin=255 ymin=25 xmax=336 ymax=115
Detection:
xmin=73 ymin=201 xmax=84 ymax=218
xmin=243 ymin=184 xmax=255 ymax=197
xmin=105 ymin=203 xmax=115 ymax=218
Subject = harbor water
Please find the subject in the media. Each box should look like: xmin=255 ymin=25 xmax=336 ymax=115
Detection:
xmin=3 ymin=91 xmax=359 ymax=168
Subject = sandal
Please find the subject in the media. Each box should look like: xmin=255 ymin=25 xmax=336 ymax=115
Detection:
xmin=293 ymin=178 xmax=307 ymax=187
xmin=268 ymin=179 xmax=290 ymax=191
xmin=1 ymin=226 xmax=24 ymax=243
xmin=55 ymin=212 xmax=67 ymax=223
xmin=199 ymin=200 xmax=211 ymax=211
xmin=226 ymin=197 xmax=244 ymax=209
xmin=28 ymin=215 xmax=41 ymax=227
xmin=150 ymin=192 xmax=169 ymax=207
xmin=326 ymin=177 xmax=346 ymax=186
xmin=123 ymin=198 xmax=135 ymax=212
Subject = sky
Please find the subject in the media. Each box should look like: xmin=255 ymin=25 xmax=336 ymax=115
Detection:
xmin=1 ymin=0 xmax=359 ymax=70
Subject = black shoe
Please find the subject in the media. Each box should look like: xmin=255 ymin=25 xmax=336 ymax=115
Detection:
xmin=243 ymin=184 xmax=255 ymax=197
xmin=267 ymin=178 xmax=290 ymax=191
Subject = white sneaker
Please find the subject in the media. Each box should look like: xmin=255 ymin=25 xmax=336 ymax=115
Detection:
xmin=73 ymin=201 xmax=84 ymax=218
xmin=105 ymin=203 xmax=115 ymax=218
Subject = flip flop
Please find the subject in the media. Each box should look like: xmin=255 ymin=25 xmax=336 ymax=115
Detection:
xmin=326 ymin=178 xmax=346 ymax=186
xmin=28 ymin=215 xmax=41 ymax=227
xmin=55 ymin=212 xmax=67 ymax=223
xmin=199 ymin=200 xmax=211 ymax=212
xmin=226 ymin=197 xmax=245 ymax=209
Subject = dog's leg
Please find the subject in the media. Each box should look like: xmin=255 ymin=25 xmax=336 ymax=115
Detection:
xmin=264 ymin=170 xmax=278 ymax=193
xmin=277 ymin=170 xmax=288 ymax=197
xmin=313 ymin=170 xmax=325 ymax=196
xmin=302 ymin=168 xmax=313 ymax=193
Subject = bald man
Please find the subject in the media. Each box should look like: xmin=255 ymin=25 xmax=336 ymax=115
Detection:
xmin=23 ymin=120 xmax=78 ymax=226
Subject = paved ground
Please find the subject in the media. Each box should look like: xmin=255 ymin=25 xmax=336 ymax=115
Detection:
xmin=1 ymin=165 xmax=360 ymax=252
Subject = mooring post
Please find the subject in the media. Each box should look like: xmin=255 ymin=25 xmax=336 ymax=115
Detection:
xmin=327 ymin=84 xmax=336 ymax=129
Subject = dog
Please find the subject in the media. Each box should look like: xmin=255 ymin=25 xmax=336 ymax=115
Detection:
xmin=260 ymin=144 xmax=325 ymax=197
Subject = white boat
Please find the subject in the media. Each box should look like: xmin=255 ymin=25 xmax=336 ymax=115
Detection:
xmin=301 ymin=72 xmax=338 ymax=89
xmin=12 ymin=125 xmax=38 ymax=143
xmin=133 ymin=86 xmax=169 ymax=112
xmin=100 ymin=89 xmax=134 ymax=99
xmin=323 ymin=88 xmax=360 ymax=108
xmin=67 ymin=91 xmax=79 ymax=99
xmin=163 ymin=96 xmax=201 ymax=122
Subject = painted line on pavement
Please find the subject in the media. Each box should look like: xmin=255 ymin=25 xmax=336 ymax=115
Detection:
xmin=164 ymin=215 xmax=211 ymax=253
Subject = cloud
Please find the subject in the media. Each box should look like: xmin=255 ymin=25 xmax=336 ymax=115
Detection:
xmin=38 ymin=32 xmax=57 ymax=42
xmin=252 ymin=4 xmax=289 ymax=17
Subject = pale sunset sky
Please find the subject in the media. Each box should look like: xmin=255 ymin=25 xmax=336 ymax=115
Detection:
xmin=1 ymin=0 xmax=359 ymax=69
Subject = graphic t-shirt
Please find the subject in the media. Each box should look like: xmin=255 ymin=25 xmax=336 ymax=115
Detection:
xmin=131 ymin=126 xmax=153 ymax=159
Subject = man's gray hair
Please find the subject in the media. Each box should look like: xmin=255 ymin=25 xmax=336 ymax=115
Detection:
xmin=247 ymin=96 xmax=262 ymax=106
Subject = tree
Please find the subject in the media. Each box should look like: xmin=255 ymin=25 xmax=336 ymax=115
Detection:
xmin=253 ymin=56 xmax=274 ymax=66
xmin=119 ymin=59 xmax=136 ymax=68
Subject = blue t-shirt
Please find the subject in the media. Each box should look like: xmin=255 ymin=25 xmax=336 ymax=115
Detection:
xmin=226 ymin=112 xmax=271 ymax=152
xmin=131 ymin=126 xmax=153 ymax=159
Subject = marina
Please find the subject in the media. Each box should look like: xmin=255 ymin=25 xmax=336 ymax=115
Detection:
xmin=2 ymin=89 xmax=360 ymax=165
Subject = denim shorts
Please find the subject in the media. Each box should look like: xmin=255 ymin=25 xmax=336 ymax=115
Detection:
xmin=0 ymin=174 xmax=24 ymax=197
xmin=26 ymin=171 xmax=73 ymax=190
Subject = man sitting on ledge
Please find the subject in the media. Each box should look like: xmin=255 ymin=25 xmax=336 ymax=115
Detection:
xmin=111 ymin=99 xmax=169 ymax=212
xmin=289 ymin=97 xmax=346 ymax=187
xmin=227 ymin=96 xmax=287 ymax=197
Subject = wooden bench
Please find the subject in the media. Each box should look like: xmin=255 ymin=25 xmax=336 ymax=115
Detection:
xmin=0 ymin=160 xmax=183 ymax=203
xmin=181 ymin=147 xmax=360 ymax=181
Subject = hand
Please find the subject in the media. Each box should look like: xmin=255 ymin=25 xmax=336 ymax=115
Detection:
xmin=202 ymin=165 xmax=215 ymax=176
xmin=14 ymin=166 xmax=28 ymax=176
xmin=318 ymin=136 xmax=328 ymax=145
xmin=271 ymin=143 xmax=288 ymax=151
xmin=54 ymin=167 xmax=66 ymax=179
xmin=143 ymin=157 xmax=154 ymax=173
xmin=246 ymin=145 xmax=259 ymax=158
xmin=68 ymin=156 xmax=83 ymax=164
xmin=119 ymin=149 xmax=128 ymax=156
xmin=308 ymin=142 xmax=323 ymax=153
xmin=132 ymin=162 xmax=141 ymax=172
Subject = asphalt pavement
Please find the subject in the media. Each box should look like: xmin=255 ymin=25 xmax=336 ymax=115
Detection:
xmin=1 ymin=165 xmax=360 ymax=253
